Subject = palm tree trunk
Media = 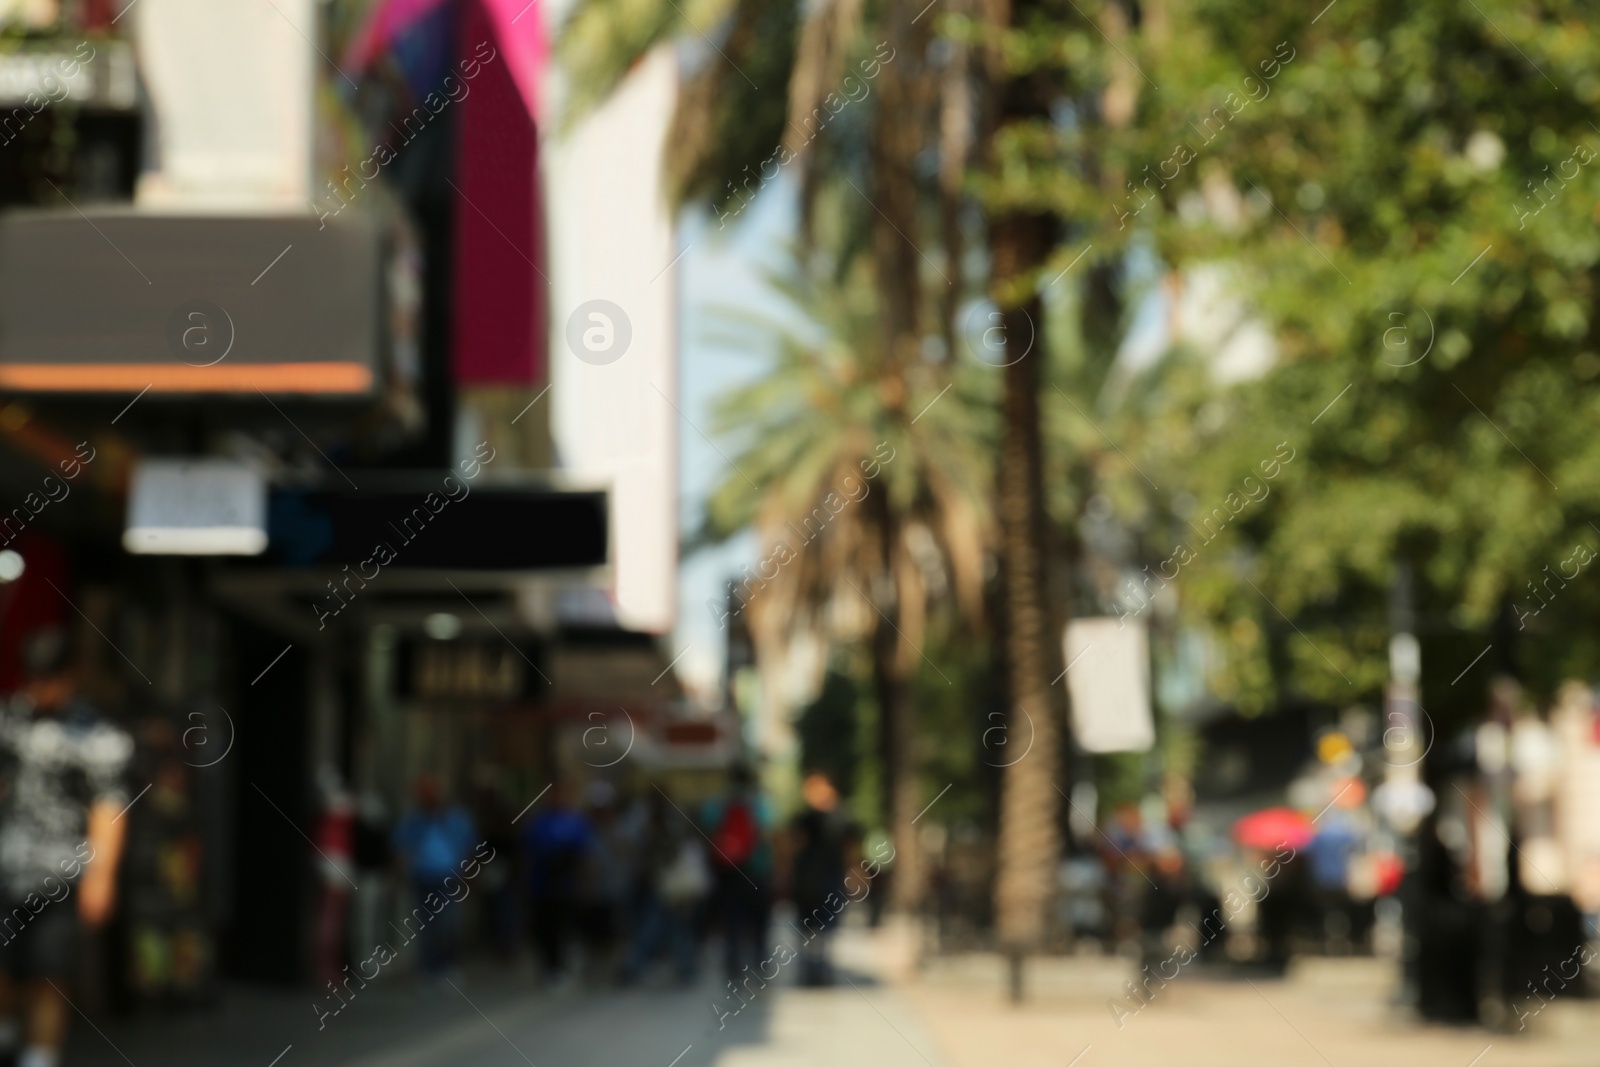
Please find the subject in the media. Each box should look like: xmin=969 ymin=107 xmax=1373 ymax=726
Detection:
xmin=989 ymin=212 xmax=1061 ymax=997
xmin=870 ymin=593 xmax=922 ymax=915
xmin=864 ymin=0 xmax=932 ymax=916
xmin=980 ymin=0 xmax=1063 ymax=992
xmin=865 ymin=492 xmax=923 ymax=915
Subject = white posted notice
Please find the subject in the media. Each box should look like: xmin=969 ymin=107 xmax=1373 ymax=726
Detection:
xmin=1064 ymin=617 xmax=1155 ymax=753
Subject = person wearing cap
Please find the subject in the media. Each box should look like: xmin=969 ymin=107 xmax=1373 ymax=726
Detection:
xmin=0 ymin=628 xmax=132 ymax=1067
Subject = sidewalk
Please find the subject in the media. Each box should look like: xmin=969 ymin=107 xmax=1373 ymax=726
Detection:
xmin=902 ymin=951 xmax=1600 ymax=1067
xmin=77 ymin=923 xmax=1595 ymax=1067
xmin=64 ymin=927 xmax=945 ymax=1067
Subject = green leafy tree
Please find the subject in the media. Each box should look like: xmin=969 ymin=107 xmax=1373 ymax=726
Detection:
xmin=1092 ymin=0 xmax=1600 ymax=725
xmin=996 ymin=0 xmax=1600 ymax=742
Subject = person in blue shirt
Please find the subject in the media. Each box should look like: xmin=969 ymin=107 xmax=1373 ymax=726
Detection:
xmin=521 ymin=783 xmax=594 ymax=988
xmin=1306 ymin=815 xmax=1363 ymax=951
xmin=391 ymin=773 xmax=477 ymax=979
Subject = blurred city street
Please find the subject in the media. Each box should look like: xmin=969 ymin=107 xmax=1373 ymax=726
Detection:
xmin=0 ymin=0 xmax=1596 ymax=1065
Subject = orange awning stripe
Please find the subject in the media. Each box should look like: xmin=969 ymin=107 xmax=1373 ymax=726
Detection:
xmin=0 ymin=362 xmax=374 ymax=393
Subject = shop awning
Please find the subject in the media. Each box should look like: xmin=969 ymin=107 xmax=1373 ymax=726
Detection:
xmin=0 ymin=212 xmax=383 ymax=396
xmin=261 ymin=477 xmax=607 ymax=573
xmin=209 ymin=476 xmax=609 ymax=639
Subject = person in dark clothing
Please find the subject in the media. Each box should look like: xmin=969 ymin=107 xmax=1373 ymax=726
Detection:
xmin=573 ymin=781 xmax=631 ymax=983
xmin=623 ymin=790 xmax=705 ymax=984
xmin=787 ymin=771 xmax=857 ymax=986
xmin=469 ymin=772 xmax=518 ymax=963
xmin=1255 ymin=845 xmax=1305 ymax=974
xmin=521 ymin=784 xmax=593 ymax=988
xmin=1137 ymin=846 xmax=1186 ymax=974
xmin=700 ymin=765 xmax=773 ymax=983
xmin=350 ymin=791 xmax=393 ymax=969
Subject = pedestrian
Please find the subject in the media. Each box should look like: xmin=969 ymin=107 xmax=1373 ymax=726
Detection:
xmin=1137 ymin=846 xmax=1186 ymax=975
xmin=521 ymin=782 xmax=592 ymax=990
xmin=623 ymin=788 xmax=707 ymax=985
xmin=787 ymin=770 xmax=857 ymax=986
xmin=575 ymin=780 xmax=631 ymax=984
xmin=1306 ymin=814 xmax=1362 ymax=952
xmin=468 ymin=769 xmax=518 ymax=963
xmin=349 ymin=789 xmax=393 ymax=969
xmin=391 ymin=773 xmax=477 ymax=981
xmin=312 ymin=765 xmax=355 ymax=991
xmin=1103 ymin=801 xmax=1149 ymax=947
xmin=1255 ymin=843 xmax=1304 ymax=974
xmin=701 ymin=764 xmax=774 ymax=984
xmin=0 ymin=629 xmax=133 ymax=1067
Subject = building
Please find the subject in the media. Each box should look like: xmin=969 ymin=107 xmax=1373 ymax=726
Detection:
xmin=0 ymin=0 xmax=705 ymax=999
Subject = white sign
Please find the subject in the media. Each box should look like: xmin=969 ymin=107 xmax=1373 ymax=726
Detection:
xmin=1064 ymin=617 xmax=1155 ymax=753
xmin=124 ymin=459 xmax=267 ymax=556
xmin=134 ymin=0 xmax=314 ymax=207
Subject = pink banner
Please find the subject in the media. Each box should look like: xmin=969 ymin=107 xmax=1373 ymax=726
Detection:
xmin=348 ymin=0 xmax=545 ymax=123
xmin=449 ymin=0 xmax=546 ymax=385
xmin=479 ymin=0 xmax=547 ymax=121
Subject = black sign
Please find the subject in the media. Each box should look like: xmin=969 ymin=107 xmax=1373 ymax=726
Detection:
xmin=263 ymin=479 xmax=608 ymax=572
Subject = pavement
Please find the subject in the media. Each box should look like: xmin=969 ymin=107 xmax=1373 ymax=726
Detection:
xmin=907 ymin=951 xmax=1600 ymax=1067
xmin=60 ymin=925 xmax=1600 ymax=1067
xmin=63 ymin=924 xmax=944 ymax=1067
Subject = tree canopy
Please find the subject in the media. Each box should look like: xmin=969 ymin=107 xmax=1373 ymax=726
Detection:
xmin=988 ymin=0 xmax=1600 ymax=720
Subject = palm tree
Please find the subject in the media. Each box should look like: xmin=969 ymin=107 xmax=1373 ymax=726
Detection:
xmin=561 ymin=0 xmax=962 ymax=912
xmin=977 ymin=5 xmax=1064 ymax=997
xmin=989 ymin=225 xmax=1061 ymax=997
xmin=558 ymin=0 xmax=939 ymax=345
xmin=557 ymin=0 xmax=1121 ymax=954
xmin=700 ymin=256 xmax=992 ymax=912
xmin=978 ymin=0 xmax=1153 ymax=997
xmin=972 ymin=0 xmax=1152 ymax=1004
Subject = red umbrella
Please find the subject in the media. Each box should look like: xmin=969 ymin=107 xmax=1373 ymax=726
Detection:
xmin=1233 ymin=807 xmax=1314 ymax=851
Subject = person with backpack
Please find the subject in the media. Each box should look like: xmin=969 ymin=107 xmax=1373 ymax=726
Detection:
xmin=699 ymin=765 xmax=773 ymax=984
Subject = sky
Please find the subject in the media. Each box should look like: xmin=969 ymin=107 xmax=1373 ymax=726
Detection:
xmin=663 ymin=173 xmax=1178 ymax=706
xmin=670 ymin=173 xmax=800 ymax=704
